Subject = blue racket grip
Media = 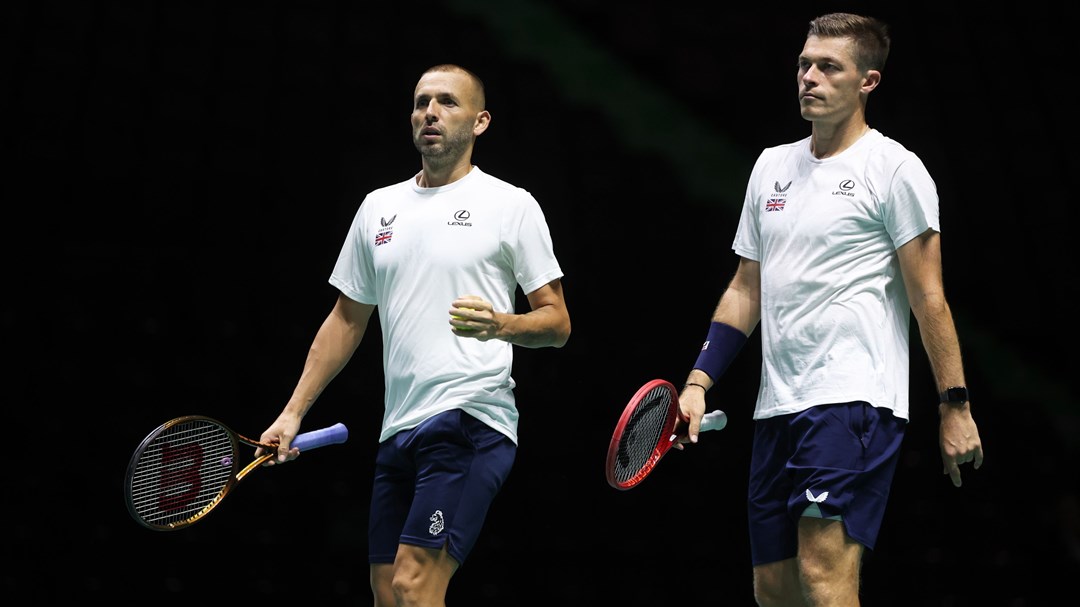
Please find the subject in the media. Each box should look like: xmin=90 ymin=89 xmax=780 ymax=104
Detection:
xmin=291 ymin=422 xmax=349 ymax=451
xmin=700 ymin=410 xmax=728 ymax=432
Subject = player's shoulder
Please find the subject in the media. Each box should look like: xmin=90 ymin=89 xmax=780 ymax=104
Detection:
xmin=350 ymin=176 xmax=416 ymax=221
xmin=758 ymin=136 xmax=810 ymax=160
xmin=864 ymin=129 xmax=921 ymax=160
xmin=750 ymin=136 xmax=808 ymax=171
xmin=861 ymin=130 xmax=930 ymax=178
xmin=470 ymin=166 xmax=529 ymax=192
xmin=357 ymin=173 xmax=409 ymax=195
xmin=469 ymin=166 xmax=539 ymax=204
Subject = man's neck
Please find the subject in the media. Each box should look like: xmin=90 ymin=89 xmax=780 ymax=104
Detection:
xmin=417 ymin=160 xmax=474 ymax=188
xmin=809 ymin=118 xmax=869 ymax=159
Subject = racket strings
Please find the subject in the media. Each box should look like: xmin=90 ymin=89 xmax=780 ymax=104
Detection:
xmin=128 ymin=420 xmax=238 ymax=528
xmin=612 ymin=387 xmax=673 ymax=484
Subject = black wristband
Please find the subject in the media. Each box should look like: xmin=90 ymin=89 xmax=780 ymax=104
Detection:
xmin=693 ymin=322 xmax=748 ymax=381
xmin=683 ymin=382 xmax=708 ymax=392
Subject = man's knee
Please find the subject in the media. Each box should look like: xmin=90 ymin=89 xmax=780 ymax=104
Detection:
xmin=753 ymin=558 xmax=803 ymax=606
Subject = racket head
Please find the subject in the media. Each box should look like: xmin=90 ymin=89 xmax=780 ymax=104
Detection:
xmin=605 ymin=379 xmax=682 ymax=490
xmin=125 ymin=415 xmax=249 ymax=531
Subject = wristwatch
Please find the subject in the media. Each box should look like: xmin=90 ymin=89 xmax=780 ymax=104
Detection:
xmin=939 ymin=386 xmax=969 ymax=405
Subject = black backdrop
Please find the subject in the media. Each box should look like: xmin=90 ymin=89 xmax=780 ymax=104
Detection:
xmin=7 ymin=1 xmax=1078 ymax=605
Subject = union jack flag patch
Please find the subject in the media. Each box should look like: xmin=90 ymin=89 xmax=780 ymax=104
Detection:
xmin=765 ymin=198 xmax=786 ymax=212
xmin=375 ymin=229 xmax=392 ymax=246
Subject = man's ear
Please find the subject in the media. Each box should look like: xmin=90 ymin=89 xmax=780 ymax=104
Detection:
xmin=474 ymin=110 xmax=491 ymax=137
xmin=862 ymin=69 xmax=882 ymax=94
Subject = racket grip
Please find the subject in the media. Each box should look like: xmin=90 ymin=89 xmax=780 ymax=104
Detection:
xmin=291 ymin=422 xmax=349 ymax=451
xmin=700 ymin=410 xmax=728 ymax=432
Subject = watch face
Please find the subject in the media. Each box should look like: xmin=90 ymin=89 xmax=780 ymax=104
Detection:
xmin=943 ymin=387 xmax=968 ymax=403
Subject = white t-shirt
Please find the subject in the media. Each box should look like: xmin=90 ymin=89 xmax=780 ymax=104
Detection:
xmin=330 ymin=166 xmax=564 ymax=444
xmin=733 ymin=129 xmax=938 ymax=421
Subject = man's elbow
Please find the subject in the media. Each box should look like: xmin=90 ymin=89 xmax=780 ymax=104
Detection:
xmin=909 ymin=290 xmax=949 ymax=321
xmin=550 ymin=318 xmax=571 ymax=348
xmin=555 ymin=330 xmax=570 ymax=349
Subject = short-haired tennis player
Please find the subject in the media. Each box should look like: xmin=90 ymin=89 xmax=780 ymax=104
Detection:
xmin=255 ymin=64 xmax=570 ymax=606
xmin=673 ymin=13 xmax=984 ymax=606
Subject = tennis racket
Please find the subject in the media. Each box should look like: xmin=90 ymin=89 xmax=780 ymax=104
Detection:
xmin=124 ymin=415 xmax=348 ymax=531
xmin=605 ymin=379 xmax=728 ymax=490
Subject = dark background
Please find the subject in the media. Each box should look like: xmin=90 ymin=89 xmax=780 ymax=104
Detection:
xmin=7 ymin=0 xmax=1078 ymax=605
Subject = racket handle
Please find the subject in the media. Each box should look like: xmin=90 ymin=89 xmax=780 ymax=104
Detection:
xmin=700 ymin=410 xmax=728 ymax=432
xmin=291 ymin=422 xmax=349 ymax=451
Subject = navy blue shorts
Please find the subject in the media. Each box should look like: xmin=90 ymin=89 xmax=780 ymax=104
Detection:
xmin=368 ymin=409 xmax=516 ymax=566
xmin=747 ymin=402 xmax=906 ymax=566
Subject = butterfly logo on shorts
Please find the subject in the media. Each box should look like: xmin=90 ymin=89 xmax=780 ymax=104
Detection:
xmin=805 ymin=489 xmax=829 ymax=503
